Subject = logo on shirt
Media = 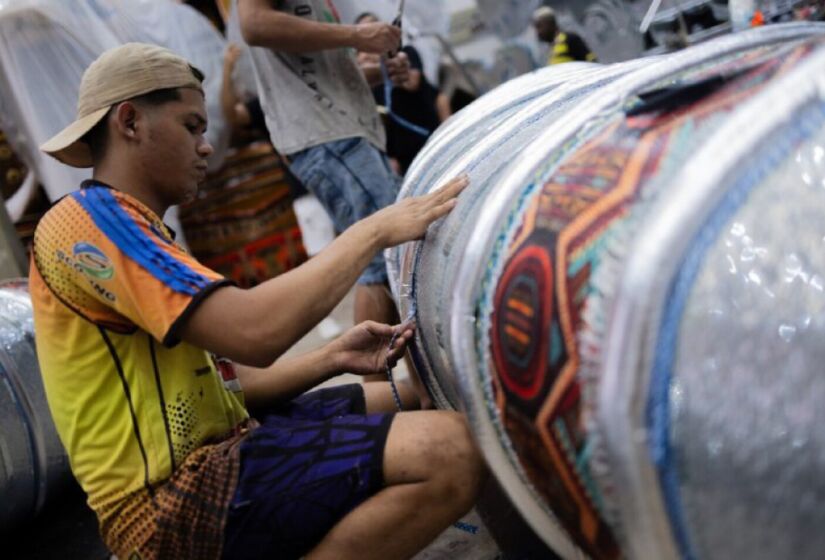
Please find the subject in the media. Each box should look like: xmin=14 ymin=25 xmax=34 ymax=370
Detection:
xmin=56 ymin=243 xmax=117 ymax=302
xmin=73 ymin=242 xmax=114 ymax=280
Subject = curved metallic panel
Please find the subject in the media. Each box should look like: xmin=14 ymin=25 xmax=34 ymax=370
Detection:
xmin=394 ymin=61 xmax=647 ymax=411
xmin=0 ymin=281 xmax=69 ymax=531
xmin=599 ymin=37 xmax=825 ymax=560
xmin=446 ymin=24 xmax=825 ymax=558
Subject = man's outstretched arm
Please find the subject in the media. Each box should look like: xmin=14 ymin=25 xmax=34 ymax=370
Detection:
xmin=178 ymin=175 xmax=468 ymax=368
xmin=239 ymin=0 xmax=400 ymax=54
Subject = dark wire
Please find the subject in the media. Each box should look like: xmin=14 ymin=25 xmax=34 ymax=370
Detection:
xmin=385 ymin=330 xmax=405 ymax=411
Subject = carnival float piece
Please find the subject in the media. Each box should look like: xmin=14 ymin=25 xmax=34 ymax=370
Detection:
xmin=389 ymin=21 xmax=825 ymax=560
xmin=0 ymin=280 xmax=67 ymax=530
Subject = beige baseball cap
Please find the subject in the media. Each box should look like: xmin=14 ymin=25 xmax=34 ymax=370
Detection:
xmin=41 ymin=42 xmax=204 ymax=168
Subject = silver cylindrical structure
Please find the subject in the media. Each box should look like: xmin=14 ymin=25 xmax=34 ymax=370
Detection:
xmin=391 ymin=22 xmax=825 ymax=560
xmin=0 ymin=280 xmax=69 ymax=531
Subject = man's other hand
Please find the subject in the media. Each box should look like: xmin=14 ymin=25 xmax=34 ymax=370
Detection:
xmin=385 ymin=51 xmax=410 ymax=86
xmin=367 ymin=174 xmax=469 ymax=247
xmin=330 ymin=321 xmax=415 ymax=376
xmin=224 ymin=43 xmax=242 ymax=71
xmin=353 ymin=22 xmax=401 ymax=54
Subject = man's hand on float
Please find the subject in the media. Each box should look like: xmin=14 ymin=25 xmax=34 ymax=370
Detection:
xmin=365 ymin=174 xmax=469 ymax=248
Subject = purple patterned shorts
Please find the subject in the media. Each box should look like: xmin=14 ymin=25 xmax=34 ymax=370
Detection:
xmin=222 ymin=384 xmax=394 ymax=560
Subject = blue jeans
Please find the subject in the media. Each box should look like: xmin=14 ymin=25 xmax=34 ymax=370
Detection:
xmin=288 ymin=137 xmax=401 ymax=285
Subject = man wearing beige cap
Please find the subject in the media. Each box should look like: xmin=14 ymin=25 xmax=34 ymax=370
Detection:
xmin=31 ymin=42 xmax=483 ymax=560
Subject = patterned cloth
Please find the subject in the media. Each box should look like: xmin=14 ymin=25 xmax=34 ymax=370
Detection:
xmin=30 ymin=182 xmax=249 ymax=559
xmin=179 ymin=143 xmax=307 ymax=288
xmin=100 ymin=424 xmax=252 ymax=560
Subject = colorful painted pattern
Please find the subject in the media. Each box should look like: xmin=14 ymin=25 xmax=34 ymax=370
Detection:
xmin=487 ymin=42 xmax=812 ymax=558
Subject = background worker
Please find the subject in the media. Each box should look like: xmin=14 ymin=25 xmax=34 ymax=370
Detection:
xmin=237 ymin=0 xmax=411 ymax=329
xmin=532 ymin=5 xmax=597 ymax=65
xmin=32 ymin=43 xmax=484 ymax=560
xmin=355 ymin=11 xmax=443 ymax=176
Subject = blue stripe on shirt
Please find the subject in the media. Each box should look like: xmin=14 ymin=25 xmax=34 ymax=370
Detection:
xmin=73 ymin=187 xmax=210 ymax=296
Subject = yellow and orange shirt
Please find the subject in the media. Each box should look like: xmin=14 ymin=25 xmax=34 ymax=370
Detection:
xmin=30 ymin=182 xmax=250 ymax=559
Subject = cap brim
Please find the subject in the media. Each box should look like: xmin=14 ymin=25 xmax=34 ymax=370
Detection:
xmin=40 ymin=106 xmax=110 ymax=168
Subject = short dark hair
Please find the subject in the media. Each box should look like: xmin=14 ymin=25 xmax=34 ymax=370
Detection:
xmin=354 ymin=11 xmax=379 ymax=24
xmin=83 ymin=87 xmax=188 ymax=163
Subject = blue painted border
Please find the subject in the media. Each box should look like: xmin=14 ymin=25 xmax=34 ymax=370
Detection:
xmin=647 ymin=101 xmax=825 ymax=560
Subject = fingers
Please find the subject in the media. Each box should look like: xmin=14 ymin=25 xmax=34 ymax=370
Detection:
xmin=393 ymin=329 xmax=414 ymax=348
xmin=390 ymin=72 xmax=410 ymax=87
xmin=358 ymin=22 xmax=401 ymax=53
xmin=224 ymin=44 xmax=241 ymax=66
xmin=384 ymin=25 xmax=402 ymax=52
xmin=387 ymin=334 xmax=411 ymax=363
xmin=363 ymin=320 xmax=394 ymax=338
xmin=387 ymin=66 xmax=409 ymax=81
xmin=363 ymin=320 xmax=414 ymax=344
xmin=370 ymin=175 xmax=469 ymax=247
xmin=384 ymin=23 xmax=401 ymax=40
xmin=419 ymin=174 xmax=468 ymax=221
xmin=427 ymin=197 xmax=459 ymax=222
xmin=400 ymin=175 xmax=468 ymax=238
xmin=385 ymin=54 xmax=409 ymax=74
xmin=393 ymin=319 xmax=416 ymax=335
xmin=388 ymin=322 xmax=415 ymax=355
xmin=432 ymin=174 xmax=470 ymax=204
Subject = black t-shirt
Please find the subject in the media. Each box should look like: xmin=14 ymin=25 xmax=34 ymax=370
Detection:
xmin=245 ymin=97 xmax=267 ymax=133
xmin=373 ymin=45 xmax=441 ymax=174
xmin=563 ymin=32 xmax=595 ymax=62
xmin=564 ymin=32 xmax=596 ymax=62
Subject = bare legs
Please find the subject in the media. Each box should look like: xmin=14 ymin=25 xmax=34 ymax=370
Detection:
xmin=354 ymin=283 xmax=398 ymax=326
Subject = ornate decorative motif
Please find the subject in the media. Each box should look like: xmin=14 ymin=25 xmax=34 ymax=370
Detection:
xmin=487 ymin=43 xmax=810 ymax=558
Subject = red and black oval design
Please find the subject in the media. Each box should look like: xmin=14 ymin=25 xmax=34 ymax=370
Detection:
xmin=490 ymin=245 xmax=553 ymax=402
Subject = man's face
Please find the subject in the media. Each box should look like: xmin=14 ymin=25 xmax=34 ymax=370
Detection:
xmin=137 ymin=88 xmax=212 ymax=207
xmin=534 ymin=19 xmax=558 ymax=43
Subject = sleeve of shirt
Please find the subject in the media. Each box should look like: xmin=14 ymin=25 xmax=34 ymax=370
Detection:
xmin=67 ymin=188 xmax=233 ymax=346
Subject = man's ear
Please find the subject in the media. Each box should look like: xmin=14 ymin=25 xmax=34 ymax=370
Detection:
xmin=112 ymin=101 xmax=140 ymax=140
